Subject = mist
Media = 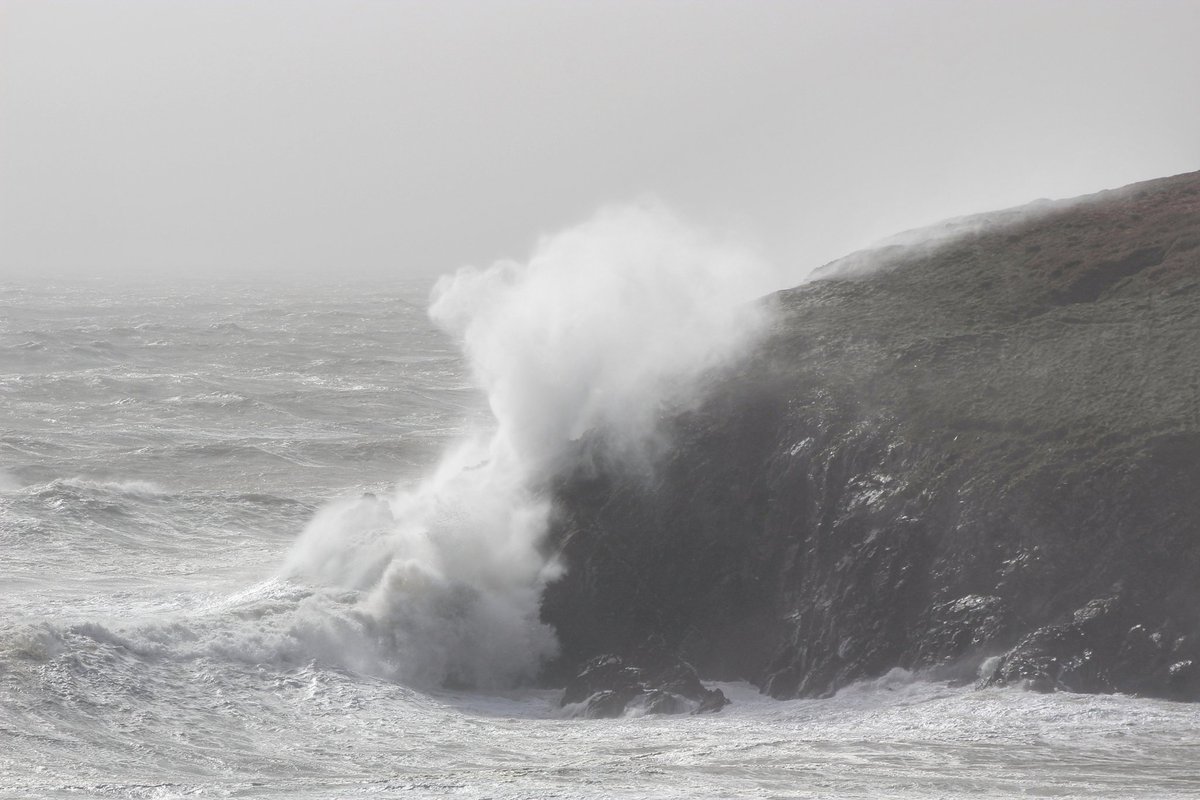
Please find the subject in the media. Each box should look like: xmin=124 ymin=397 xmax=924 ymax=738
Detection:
xmin=282 ymin=203 xmax=772 ymax=687
xmin=2 ymin=0 xmax=1199 ymax=285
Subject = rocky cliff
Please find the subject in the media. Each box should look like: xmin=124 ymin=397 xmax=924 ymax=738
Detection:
xmin=541 ymin=170 xmax=1200 ymax=700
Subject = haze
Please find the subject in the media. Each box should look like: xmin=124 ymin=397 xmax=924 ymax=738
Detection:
xmin=1 ymin=0 xmax=1198 ymax=285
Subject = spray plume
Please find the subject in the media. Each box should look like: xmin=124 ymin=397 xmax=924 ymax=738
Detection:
xmin=284 ymin=201 xmax=775 ymax=688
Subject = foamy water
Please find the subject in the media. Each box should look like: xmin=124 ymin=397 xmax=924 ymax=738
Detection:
xmin=2 ymin=277 xmax=1199 ymax=798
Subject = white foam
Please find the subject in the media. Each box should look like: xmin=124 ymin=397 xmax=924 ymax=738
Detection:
xmin=283 ymin=202 xmax=775 ymax=688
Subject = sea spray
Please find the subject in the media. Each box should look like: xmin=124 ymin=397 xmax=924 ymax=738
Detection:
xmin=284 ymin=201 xmax=776 ymax=688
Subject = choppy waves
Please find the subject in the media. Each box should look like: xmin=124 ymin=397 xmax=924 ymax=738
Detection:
xmin=4 ymin=599 xmax=1199 ymax=799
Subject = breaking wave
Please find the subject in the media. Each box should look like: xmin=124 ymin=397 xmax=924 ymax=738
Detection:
xmin=282 ymin=202 xmax=776 ymax=688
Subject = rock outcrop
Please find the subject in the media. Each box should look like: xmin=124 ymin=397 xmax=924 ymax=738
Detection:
xmin=541 ymin=170 xmax=1200 ymax=701
xmin=560 ymin=646 xmax=730 ymax=718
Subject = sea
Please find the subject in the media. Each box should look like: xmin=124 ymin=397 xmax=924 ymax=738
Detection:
xmin=2 ymin=277 xmax=1198 ymax=799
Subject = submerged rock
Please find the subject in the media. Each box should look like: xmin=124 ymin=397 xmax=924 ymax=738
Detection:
xmin=561 ymin=649 xmax=729 ymax=718
xmin=542 ymin=170 xmax=1200 ymax=702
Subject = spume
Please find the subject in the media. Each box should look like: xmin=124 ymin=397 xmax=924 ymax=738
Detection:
xmin=284 ymin=201 xmax=775 ymax=688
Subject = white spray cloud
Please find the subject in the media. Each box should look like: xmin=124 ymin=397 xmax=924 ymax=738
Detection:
xmin=811 ymin=194 xmax=1079 ymax=282
xmin=284 ymin=200 xmax=776 ymax=689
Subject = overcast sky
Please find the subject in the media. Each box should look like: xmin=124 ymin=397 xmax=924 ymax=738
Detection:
xmin=2 ymin=0 xmax=1198 ymax=286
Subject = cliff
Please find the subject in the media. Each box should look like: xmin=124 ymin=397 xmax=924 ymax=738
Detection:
xmin=541 ymin=170 xmax=1200 ymax=700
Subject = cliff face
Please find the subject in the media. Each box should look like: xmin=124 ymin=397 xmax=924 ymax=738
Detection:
xmin=541 ymin=171 xmax=1200 ymax=700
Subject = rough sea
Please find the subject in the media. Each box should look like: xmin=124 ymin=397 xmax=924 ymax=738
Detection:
xmin=3 ymin=278 xmax=1199 ymax=799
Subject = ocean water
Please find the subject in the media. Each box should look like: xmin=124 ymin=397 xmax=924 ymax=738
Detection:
xmin=2 ymin=279 xmax=1199 ymax=799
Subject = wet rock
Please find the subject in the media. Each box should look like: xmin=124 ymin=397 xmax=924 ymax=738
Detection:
xmin=1167 ymin=659 xmax=1200 ymax=698
xmin=1109 ymin=623 xmax=1200 ymax=699
xmin=912 ymin=594 xmax=1010 ymax=681
xmin=561 ymin=651 xmax=729 ymax=718
xmin=982 ymin=596 xmax=1129 ymax=693
xmin=983 ymin=598 xmax=1200 ymax=700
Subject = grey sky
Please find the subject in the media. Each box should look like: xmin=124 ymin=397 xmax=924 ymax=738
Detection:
xmin=2 ymin=0 xmax=1198 ymax=285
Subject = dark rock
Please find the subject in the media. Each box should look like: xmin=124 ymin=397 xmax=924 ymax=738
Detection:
xmin=542 ymin=170 xmax=1200 ymax=702
xmin=578 ymin=688 xmax=639 ymax=719
xmin=560 ymin=655 xmax=642 ymax=706
xmin=910 ymin=594 xmax=1011 ymax=683
xmin=983 ymin=598 xmax=1200 ymax=699
xmin=560 ymin=651 xmax=730 ymax=718
xmin=1168 ymin=660 xmax=1200 ymax=697
xmin=982 ymin=595 xmax=1130 ymax=693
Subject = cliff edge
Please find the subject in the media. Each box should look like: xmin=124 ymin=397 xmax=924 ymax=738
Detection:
xmin=542 ymin=170 xmax=1200 ymax=700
